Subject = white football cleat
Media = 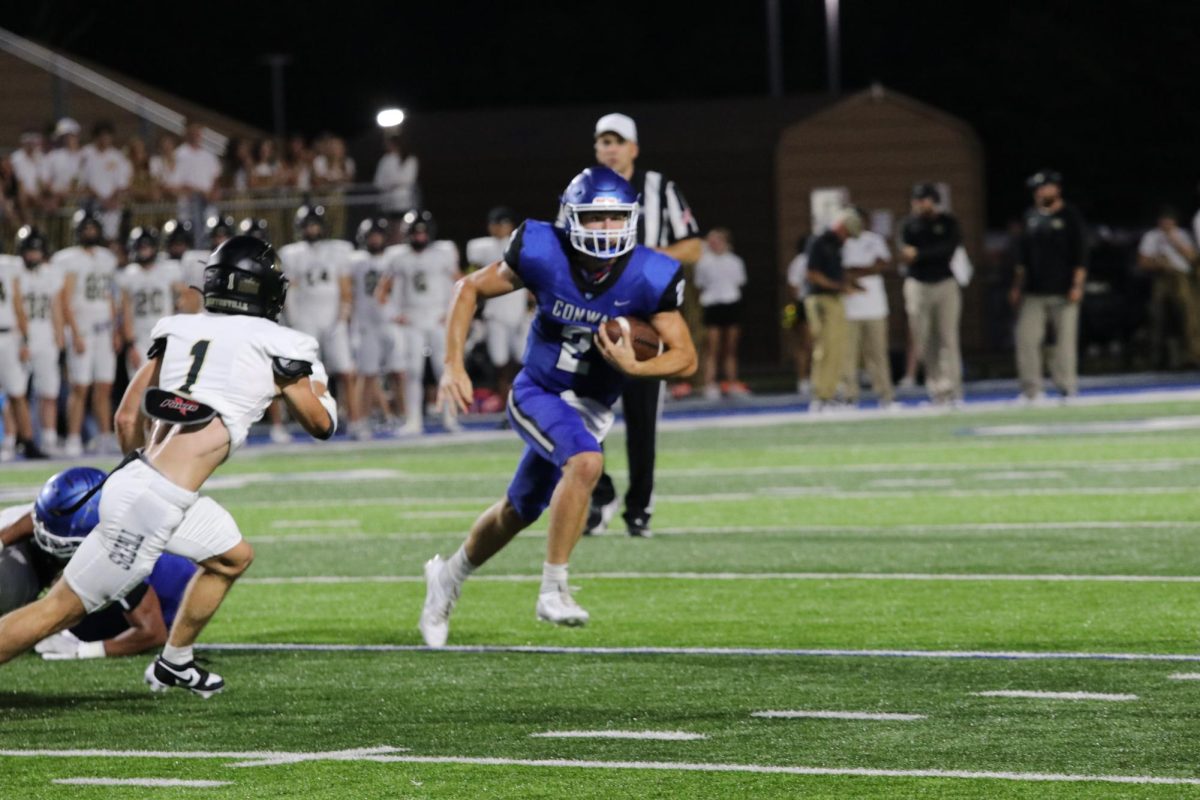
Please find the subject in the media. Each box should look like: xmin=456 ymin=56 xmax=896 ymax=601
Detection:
xmin=536 ymin=589 xmax=589 ymax=627
xmin=419 ymin=555 xmax=459 ymax=647
xmin=269 ymin=425 xmax=291 ymax=445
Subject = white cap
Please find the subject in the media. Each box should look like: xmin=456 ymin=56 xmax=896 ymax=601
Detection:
xmin=54 ymin=117 xmax=81 ymax=138
xmin=594 ymin=113 xmax=637 ymax=144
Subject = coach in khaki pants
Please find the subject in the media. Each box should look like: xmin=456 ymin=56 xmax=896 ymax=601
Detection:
xmin=841 ymin=219 xmax=894 ymax=408
xmin=1011 ymin=170 xmax=1087 ymax=401
xmin=804 ymin=209 xmax=863 ymax=410
xmin=900 ymin=184 xmax=963 ymax=405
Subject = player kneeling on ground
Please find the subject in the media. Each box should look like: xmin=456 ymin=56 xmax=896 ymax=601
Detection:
xmin=421 ymin=166 xmax=696 ymax=646
xmin=0 ymin=467 xmax=199 ymax=659
xmin=0 ymin=235 xmax=338 ymax=697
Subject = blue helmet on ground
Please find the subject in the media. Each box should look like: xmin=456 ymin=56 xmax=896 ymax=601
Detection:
xmin=560 ymin=166 xmax=640 ymax=259
xmin=32 ymin=467 xmax=105 ymax=558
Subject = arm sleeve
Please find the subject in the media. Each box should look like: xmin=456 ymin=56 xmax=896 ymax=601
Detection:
xmin=116 ymin=582 xmax=150 ymax=612
xmin=655 ymin=267 xmax=687 ymax=313
xmin=501 ymin=222 xmax=528 ymax=279
xmin=147 ymin=337 xmax=167 ymax=359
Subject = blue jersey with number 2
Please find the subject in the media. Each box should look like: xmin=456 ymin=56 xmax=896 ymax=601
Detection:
xmin=503 ymin=220 xmax=684 ymax=407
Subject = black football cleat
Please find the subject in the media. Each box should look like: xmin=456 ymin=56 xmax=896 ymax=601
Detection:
xmin=145 ymin=656 xmax=225 ymax=699
xmin=625 ymin=514 xmax=652 ymax=538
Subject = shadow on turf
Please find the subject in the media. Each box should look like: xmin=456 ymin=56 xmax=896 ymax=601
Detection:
xmin=0 ymin=691 xmax=160 ymax=715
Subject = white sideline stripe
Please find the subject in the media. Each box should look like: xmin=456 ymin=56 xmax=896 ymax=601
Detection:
xmin=970 ymin=417 xmax=1200 ymax=437
xmin=753 ymin=710 xmax=926 ymax=721
xmin=867 ymin=478 xmax=954 ymax=488
xmin=0 ymin=746 xmax=406 ymax=768
xmin=974 ymin=691 xmax=1138 ymax=702
xmin=197 ymin=643 xmax=1200 ymax=663
xmin=13 ymin=748 xmax=1200 ymax=786
xmin=1169 ymin=673 xmax=1200 ymax=680
xmin=269 ymin=519 xmax=361 ymax=529
xmin=530 ymin=731 xmax=707 ymax=741
xmin=54 ymin=778 xmax=232 ymax=787
xmin=238 ymin=571 xmax=1200 ymax=586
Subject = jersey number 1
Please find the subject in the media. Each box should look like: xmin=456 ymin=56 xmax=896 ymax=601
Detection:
xmin=179 ymin=340 xmax=211 ymax=393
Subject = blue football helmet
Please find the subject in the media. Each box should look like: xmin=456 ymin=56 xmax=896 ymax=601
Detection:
xmin=32 ymin=467 xmax=105 ymax=558
xmin=560 ymin=166 xmax=640 ymax=259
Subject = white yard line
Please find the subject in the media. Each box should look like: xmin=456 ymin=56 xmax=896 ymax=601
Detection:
xmin=268 ymin=519 xmax=361 ymax=529
xmin=53 ymin=778 xmax=232 ymax=787
xmin=239 ymin=571 xmax=1200 ymax=586
xmin=0 ymin=746 xmax=406 ymax=768
xmin=973 ymin=691 xmax=1138 ymax=702
xmin=196 ymin=643 xmax=1200 ymax=663
xmin=752 ymin=710 xmax=926 ymax=721
xmin=530 ymin=731 xmax=707 ymax=741
xmin=1168 ymin=673 xmax=1200 ymax=680
xmin=11 ymin=748 xmax=1200 ymax=786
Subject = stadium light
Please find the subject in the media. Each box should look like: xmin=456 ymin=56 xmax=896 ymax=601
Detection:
xmin=376 ymin=108 xmax=406 ymax=128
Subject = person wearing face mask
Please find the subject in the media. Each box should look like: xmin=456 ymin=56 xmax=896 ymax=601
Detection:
xmin=1010 ymin=170 xmax=1087 ymax=403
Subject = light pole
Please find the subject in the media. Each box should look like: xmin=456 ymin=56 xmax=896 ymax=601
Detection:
xmin=824 ymin=0 xmax=841 ymax=96
xmin=765 ymin=0 xmax=783 ymax=98
xmin=262 ymin=54 xmax=292 ymax=139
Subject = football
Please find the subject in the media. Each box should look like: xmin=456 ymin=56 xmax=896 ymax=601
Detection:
xmin=603 ymin=316 xmax=663 ymax=361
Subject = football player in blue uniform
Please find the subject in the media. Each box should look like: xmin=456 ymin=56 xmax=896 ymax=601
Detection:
xmin=0 ymin=467 xmax=197 ymax=659
xmin=420 ymin=166 xmax=696 ymax=645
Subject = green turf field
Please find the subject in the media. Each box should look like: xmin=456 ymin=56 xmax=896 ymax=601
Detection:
xmin=2 ymin=398 xmax=1200 ymax=798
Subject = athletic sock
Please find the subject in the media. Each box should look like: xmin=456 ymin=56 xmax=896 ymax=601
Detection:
xmin=541 ymin=562 xmax=568 ymax=595
xmin=445 ymin=545 xmax=476 ymax=588
xmin=161 ymin=644 xmax=194 ymax=665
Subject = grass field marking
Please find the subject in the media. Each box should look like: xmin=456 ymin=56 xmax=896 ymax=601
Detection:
xmin=0 ymin=746 xmax=407 ymax=767
xmin=53 ymin=778 xmax=233 ymax=787
xmin=967 ymin=417 xmax=1200 ymax=437
xmin=268 ymin=519 xmax=361 ymax=529
xmin=238 ymin=571 xmax=1200 ymax=586
xmin=223 ymin=745 xmax=408 ymax=768
xmin=973 ymin=691 xmax=1139 ymax=701
xmin=976 ymin=470 xmax=1068 ymax=481
xmin=866 ymin=478 xmax=955 ymax=488
xmin=529 ymin=731 xmax=708 ymax=741
xmin=1169 ymin=673 xmax=1200 ymax=680
xmin=198 ymin=643 xmax=1200 ymax=662
xmin=752 ymin=710 xmax=926 ymax=721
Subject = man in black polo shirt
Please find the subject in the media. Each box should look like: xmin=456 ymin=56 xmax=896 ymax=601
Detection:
xmin=805 ymin=209 xmax=863 ymax=410
xmin=899 ymin=183 xmax=963 ymax=405
xmin=1010 ymin=170 xmax=1087 ymax=401
xmin=583 ymin=113 xmax=701 ymax=538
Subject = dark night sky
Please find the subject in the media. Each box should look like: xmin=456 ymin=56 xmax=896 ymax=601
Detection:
xmin=4 ymin=1 xmax=1199 ymax=226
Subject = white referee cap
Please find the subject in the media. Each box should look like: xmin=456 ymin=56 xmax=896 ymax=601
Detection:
xmin=594 ymin=113 xmax=638 ymax=144
xmin=54 ymin=117 xmax=81 ymax=137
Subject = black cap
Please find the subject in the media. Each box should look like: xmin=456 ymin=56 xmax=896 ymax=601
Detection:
xmin=911 ymin=182 xmax=941 ymax=203
xmin=487 ymin=206 xmax=517 ymax=226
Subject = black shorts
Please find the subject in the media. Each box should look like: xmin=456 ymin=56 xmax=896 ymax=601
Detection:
xmin=702 ymin=301 xmax=742 ymax=328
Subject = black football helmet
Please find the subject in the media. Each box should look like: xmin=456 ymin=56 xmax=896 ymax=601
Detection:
xmin=356 ymin=217 xmax=389 ymax=251
xmin=202 ymin=235 xmax=288 ymax=321
xmin=127 ymin=226 xmax=160 ymax=263
xmin=238 ymin=217 xmax=270 ymax=241
xmin=294 ymin=204 xmax=326 ymax=240
xmin=403 ymin=209 xmax=435 ymax=251
xmin=163 ymin=218 xmax=195 ymax=249
xmin=1026 ymin=169 xmax=1063 ymax=191
xmin=206 ymin=215 xmax=237 ymax=244
xmin=73 ymin=210 xmax=103 ymax=245
xmin=16 ymin=226 xmax=49 ymax=266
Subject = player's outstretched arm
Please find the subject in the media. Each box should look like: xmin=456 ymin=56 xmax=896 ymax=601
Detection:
xmin=107 ymin=586 xmax=168 ymax=657
xmin=439 ymin=260 xmax=523 ymax=413
xmin=277 ymin=370 xmax=337 ymax=440
xmin=0 ymin=512 xmax=34 ymax=550
xmin=115 ymin=356 xmax=162 ymax=453
xmin=596 ymin=310 xmax=697 ymax=379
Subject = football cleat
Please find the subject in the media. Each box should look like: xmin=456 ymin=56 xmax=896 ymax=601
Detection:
xmin=583 ymin=496 xmax=619 ymax=536
xmin=625 ymin=514 xmax=652 ymax=538
xmin=419 ymin=555 xmax=459 ymax=647
xmin=145 ymin=657 xmax=225 ymax=699
xmin=536 ymin=589 xmax=589 ymax=627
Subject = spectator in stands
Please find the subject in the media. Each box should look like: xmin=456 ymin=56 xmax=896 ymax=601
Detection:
xmin=900 ymin=182 xmax=963 ymax=405
xmin=806 ymin=209 xmax=864 ymax=411
xmin=1138 ymin=206 xmax=1200 ymax=368
xmin=168 ymin=120 xmax=221 ymax=245
xmin=250 ymin=138 xmax=280 ymax=189
xmin=222 ymin=138 xmax=253 ymax=193
xmin=41 ymin=118 xmax=84 ymax=215
xmin=694 ymin=227 xmax=748 ymax=399
xmin=374 ymin=134 xmax=419 ymax=221
xmin=78 ymin=121 xmax=131 ymax=241
xmin=467 ymin=206 xmax=527 ymax=405
xmin=1010 ymin=170 xmax=1087 ymax=401
xmin=840 ymin=209 xmax=895 ymax=408
xmin=313 ymin=136 xmax=355 ymax=188
xmin=125 ymin=137 xmax=159 ymax=205
xmin=148 ymin=132 xmax=178 ymax=195
xmin=281 ymin=134 xmax=313 ymax=190
xmin=785 ymin=234 xmax=813 ymax=396
xmin=11 ymin=131 xmax=43 ymax=224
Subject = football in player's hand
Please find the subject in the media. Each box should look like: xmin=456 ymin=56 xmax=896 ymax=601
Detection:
xmin=603 ymin=316 xmax=663 ymax=361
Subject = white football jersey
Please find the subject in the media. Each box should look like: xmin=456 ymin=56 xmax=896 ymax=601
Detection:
xmin=386 ymin=241 xmax=459 ymax=329
xmin=19 ymin=263 xmax=63 ymax=346
xmin=467 ymin=236 xmax=527 ymax=326
xmin=0 ymin=256 xmax=22 ymax=329
xmin=279 ymin=239 xmax=353 ymax=332
xmin=121 ymin=261 xmax=183 ymax=345
xmin=150 ymin=312 xmax=324 ymax=451
xmin=52 ymin=245 xmax=117 ymax=328
xmin=346 ymin=251 xmax=390 ymax=329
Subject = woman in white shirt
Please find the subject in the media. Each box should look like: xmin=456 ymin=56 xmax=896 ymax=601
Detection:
xmin=373 ymin=134 xmax=419 ymax=216
xmin=693 ymin=227 xmax=748 ymax=399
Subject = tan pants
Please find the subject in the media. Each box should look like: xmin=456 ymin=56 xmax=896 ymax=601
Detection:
xmin=1015 ymin=294 xmax=1079 ymax=397
xmin=805 ymin=294 xmax=847 ymax=402
xmin=903 ymin=277 xmax=961 ymax=403
xmin=1149 ymin=270 xmax=1200 ymax=365
xmin=842 ymin=317 xmax=893 ymax=404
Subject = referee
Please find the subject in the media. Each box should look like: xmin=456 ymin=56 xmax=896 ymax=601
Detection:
xmin=582 ymin=113 xmax=701 ymax=537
